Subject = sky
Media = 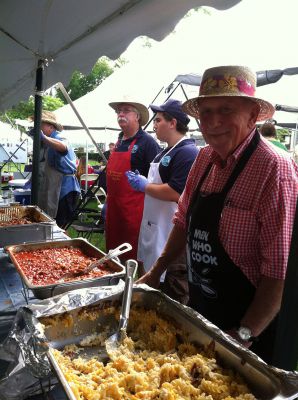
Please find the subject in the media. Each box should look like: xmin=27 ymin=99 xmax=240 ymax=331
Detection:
xmin=120 ymin=0 xmax=298 ymax=108
xmin=124 ymin=0 xmax=298 ymax=71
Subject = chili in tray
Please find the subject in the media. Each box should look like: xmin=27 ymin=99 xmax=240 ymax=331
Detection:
xmin=13 ymin=247 xmax=113 ymax=286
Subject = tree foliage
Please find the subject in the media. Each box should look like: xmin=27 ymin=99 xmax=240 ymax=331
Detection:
xmin=276 ymin=127 xmax=290 ymax=143
xmin=0 ymin=57 xmax=116 ymax=124
xmin=56 ymin=57 xmax=113 ymax=103
xmin=0 ymin=96 xmax=64 ymax=123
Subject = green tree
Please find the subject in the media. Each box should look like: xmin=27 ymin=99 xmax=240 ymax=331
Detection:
xmin=0 ymin=95 xmax=64 ymax=124
xmin=276 ymin=127 xmax=290 ymax=143
xmin=57 ymin=57 xmax=113 ymax=103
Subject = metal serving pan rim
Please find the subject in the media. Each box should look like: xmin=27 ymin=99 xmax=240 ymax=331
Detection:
xmin=5 ymin=238 xmax=125 ymax=291
xmin=0 ymin=205 xmax=55 ymax=225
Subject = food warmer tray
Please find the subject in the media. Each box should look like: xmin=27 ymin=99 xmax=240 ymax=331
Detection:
xmin=43 ymin=287 xmax=298 ymax=400
xmin=0 ymin=205 xmax=55 ymax=247
xmin=5 ymin=238 xmax=125 ymax=299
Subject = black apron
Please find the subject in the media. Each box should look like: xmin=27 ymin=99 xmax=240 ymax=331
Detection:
xmin=187 ymin=131 xmax=277 ymax=363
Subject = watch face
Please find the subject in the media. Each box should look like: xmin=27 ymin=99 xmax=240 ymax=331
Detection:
xmin=238 ymin=327 xmax=252 ymax=341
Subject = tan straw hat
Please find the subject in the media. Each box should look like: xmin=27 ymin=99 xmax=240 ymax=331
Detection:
xmin=182 ymin=65 xmax=275 ymax=122
xmin=39 ymin=111 xmax=63 ymax=131
xmin=109 ymin=98 xmax=149 ymax=126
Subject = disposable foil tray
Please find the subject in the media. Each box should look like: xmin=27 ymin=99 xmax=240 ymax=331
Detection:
xmin=42 ymin=287 xmax=298 ymax=400
xmin=5 ymin=238 xmax=125 ymax=299
xmin=0 ymin=205 xmax=55 ymax=247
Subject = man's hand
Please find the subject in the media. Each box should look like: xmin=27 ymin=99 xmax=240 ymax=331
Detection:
xmin=28 ymin=128 xmax=46 ymax=141
xmin=40 ymin=131 xmax=47 ymax=141
xmin=125 ymin=170 xmax=148 ymax=192
xmin=136 ymin=269 xmax=161 ymax=289
xmin=136 ymin=271 xmax=160 ymax=288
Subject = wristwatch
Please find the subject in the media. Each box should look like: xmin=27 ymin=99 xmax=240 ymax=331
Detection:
xmin=237 ymin=326 xmax=257 ymax=342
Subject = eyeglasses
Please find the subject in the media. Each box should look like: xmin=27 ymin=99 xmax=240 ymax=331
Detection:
xmin=115 ymin=108 xmax=137 ymax=114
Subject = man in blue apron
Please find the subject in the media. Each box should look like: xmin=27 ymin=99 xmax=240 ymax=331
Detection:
xmin=126 ymin=99 xmax=198 ymax=304
xmin=37 ymin=111 xmax=80 ymax=228
xmin=137 ymin=66 xmax=298 ymax=365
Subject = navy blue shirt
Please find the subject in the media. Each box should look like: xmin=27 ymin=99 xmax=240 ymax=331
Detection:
xmin=154 ymin=138 xmax=199 ymax=194
xmin=115 ymin=129 xmax=161 ymax=176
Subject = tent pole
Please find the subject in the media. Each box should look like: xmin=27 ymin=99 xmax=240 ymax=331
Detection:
xmin=31 ymin=59 xmax=44 ymax=205
xmin=150 ymin=86 xmax=164 ymax=105
xmin=273 ymin=196 xmax=298 ymax=370
xmin=180 ymin=84 xmax=201 ymax=131
xmin=57 ymin=82 xmax=107 ymax=165
xmin=85 ymin=138 xmax=88 ymax=193
xmin=144 ymin=82 xmax=181 ymax=130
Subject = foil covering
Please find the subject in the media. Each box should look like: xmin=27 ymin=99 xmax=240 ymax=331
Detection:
xmin=0 ymin=307 xmax=53 ymax=399
xmin=0 ymin=282 xmax=125 ymax=399
xmin=0 ymin=282 xmax=297 ymax=400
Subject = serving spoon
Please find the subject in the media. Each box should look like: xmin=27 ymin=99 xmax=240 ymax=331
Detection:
xmin=59 ymin=242 xmax=132 ymax=282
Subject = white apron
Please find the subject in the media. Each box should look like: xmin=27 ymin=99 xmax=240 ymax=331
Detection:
xmin=38 ymin=151 xmax=63 ymax=218
xmin=137 ymin=138 xmax=185 ymax=279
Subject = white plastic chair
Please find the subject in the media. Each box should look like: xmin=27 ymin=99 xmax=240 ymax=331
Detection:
xmin=94 ymin=187 xmax=106 ymax=213
xmin=79 ymin=173 xmax=99 ymax=193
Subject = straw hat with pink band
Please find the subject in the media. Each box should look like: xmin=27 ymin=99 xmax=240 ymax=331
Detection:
xmin=182 ymin=65 xmax=275 ymax=122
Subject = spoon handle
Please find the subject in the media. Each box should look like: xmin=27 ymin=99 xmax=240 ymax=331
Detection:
xmin=118 ymin=259 xmax=137 ymax=332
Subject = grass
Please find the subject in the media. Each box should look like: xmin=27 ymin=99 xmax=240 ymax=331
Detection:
xmin=66 ymin=226 xmax=106 ymax=251
xmin=1 ymin=163 xmax=25 ymax=173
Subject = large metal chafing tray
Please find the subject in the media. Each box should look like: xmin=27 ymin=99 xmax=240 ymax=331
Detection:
xmin=39 ymin=286 xmax=298 ymax=400
xmin=0 ymin=205 xmax=55 ymax=247
xmin=5 ymin=238 xmax=125 ymax=299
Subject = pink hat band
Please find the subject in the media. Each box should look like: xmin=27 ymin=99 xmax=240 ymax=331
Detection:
xmin=200 ymin=74 xmax=255 ymax=97
xmin=182 ymin=65 xmax=275 ymax=122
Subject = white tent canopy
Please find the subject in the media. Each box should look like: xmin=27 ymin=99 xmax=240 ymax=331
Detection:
xmin=0 ymin=121 xmax=22 ymax=139
xmin=0 ymin=0 xmax=240 ymax=112
xmin=51 ymin=0 xmax=298 ymax=136
xmin=53 ymin=44 xmax=200 ymax=131
xmin=0 ymin=0 xmax=241 ymax=203
xmin=54 ymin=52 xmax=298 ymax=136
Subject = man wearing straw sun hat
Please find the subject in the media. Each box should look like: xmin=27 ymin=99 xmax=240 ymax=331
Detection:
xmin=105 ymin=98 xmax=160 ymax=262
xmin=35 ymin=111 xmax=80 ymax=227
xmin=137 ymin=65 xmax=298 ymax=364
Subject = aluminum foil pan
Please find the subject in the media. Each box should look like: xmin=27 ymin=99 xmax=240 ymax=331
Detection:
xmin=0 ymin=283 xmax=125 ymax=400
xmin=34 ymin=284 xmax=298 ymax=400
xmin=0 ymin=205 xmax=55 ymax=247
xmin=5 ymin=238 xmax=125 ymax=299
xmin=0 ymin=284 xmax=297 ymax=400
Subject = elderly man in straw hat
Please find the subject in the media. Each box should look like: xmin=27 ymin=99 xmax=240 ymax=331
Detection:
xmin=37 ymin=111 xmax=80 ymax=227
xmin=105 ymin=99 xmax=160 ymax=261
xmin=138 ymin=65 xmax=298 ymax=364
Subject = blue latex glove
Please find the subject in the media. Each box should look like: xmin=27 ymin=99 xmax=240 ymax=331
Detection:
xmin=125 ymin=170 xmax=137 ymax=187
xmin=125 ymin=170 xmax=148 ymax=192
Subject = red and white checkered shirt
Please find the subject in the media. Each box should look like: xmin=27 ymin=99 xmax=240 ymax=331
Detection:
xmin=174 ymin=129 xmax=298 ymax=287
